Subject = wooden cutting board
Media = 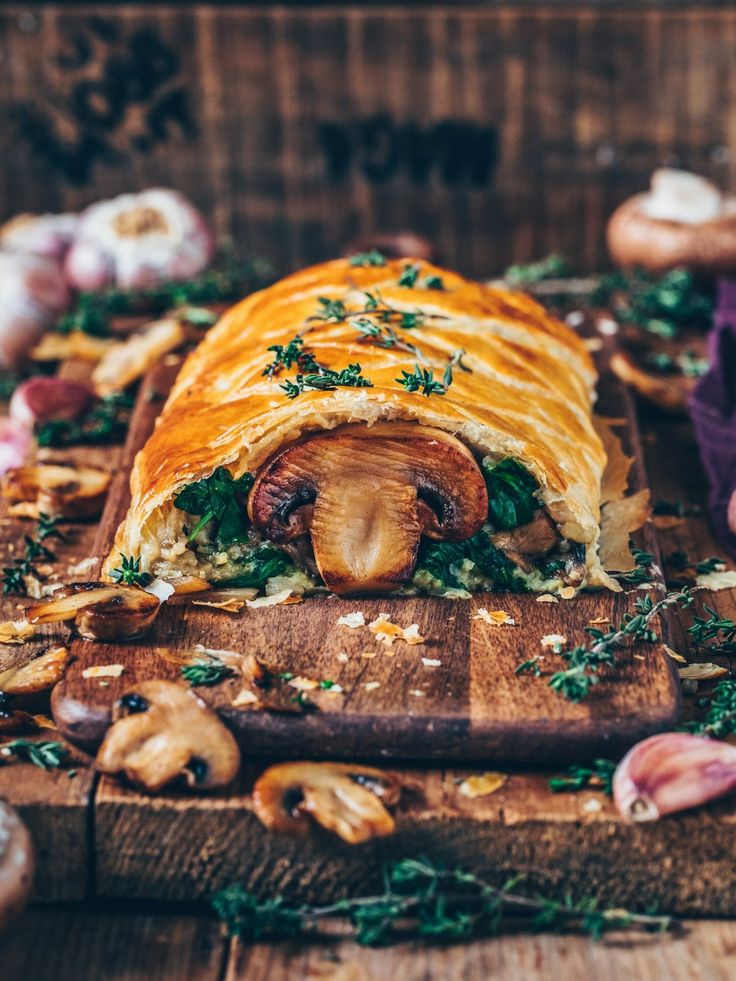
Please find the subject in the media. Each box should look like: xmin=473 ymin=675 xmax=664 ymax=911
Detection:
xmin=52 ymin=362 xmax=680 ymax=765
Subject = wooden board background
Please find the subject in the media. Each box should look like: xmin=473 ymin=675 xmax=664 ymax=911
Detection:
xmin=1 ymin=4 xmax=736 ymax=277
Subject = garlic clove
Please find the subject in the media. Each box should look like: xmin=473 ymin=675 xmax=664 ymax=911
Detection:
xmin=613 ymin=732 xmax=736 ymax=822
xmin=0 ymin=419 xmax=32 ymax=477
xmin=9 ymin=377 xmax=92 ymax=427
xmin=0 ymin=254 xmax=71 ymax=369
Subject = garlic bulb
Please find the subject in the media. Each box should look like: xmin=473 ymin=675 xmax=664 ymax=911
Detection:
xmin=0 ymin=212 xmax=79 ymax=261
xmin=640 ymin=169 xmax=724 ymax=225
xmin=0 ymin=253 xmax=71 ymax=369
xmin=65 ymin=189 xmax=214 ymax=291
xmin=9 ymin=377 xmax=92 ymax=426
xmin=613 ymin=732 xmax=736 ymax=822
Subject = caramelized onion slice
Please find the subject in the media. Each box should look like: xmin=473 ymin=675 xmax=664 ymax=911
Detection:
xmin=27 ymin=583 xmax=160 ymax=641
xmin=96 ymin=679 xmax=240 ymax=792
xmin=249 ymin=423 xmax=488 ymax=595
xmin=2 ymin=463 xmax=111 ymax=520
xmin=252 ymin=761 xmax=400 ymax=844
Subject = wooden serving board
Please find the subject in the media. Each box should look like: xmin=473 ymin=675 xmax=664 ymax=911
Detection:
xmin=52 ymin=361 xmax=679 ymax=765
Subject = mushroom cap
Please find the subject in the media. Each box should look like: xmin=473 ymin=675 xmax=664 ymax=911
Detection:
xmin=0 ymin=799 xmax=34 ymax=933
xmin=28 ymin=583 xmax=160 ymax=642
xmin=607 ymin=170 xmax=736 ymax=274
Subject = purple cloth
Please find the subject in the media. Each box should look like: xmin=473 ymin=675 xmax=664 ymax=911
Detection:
xmin=689 ymin=278 xmax=736 ymax=558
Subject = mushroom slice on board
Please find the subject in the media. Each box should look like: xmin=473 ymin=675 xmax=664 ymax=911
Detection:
xmin=248 ymin=423 xmax=488 ymax=595
xmin=2 ymin=463 xmax=111 ymax=520
xmin=0 ymin=800 xmax=34 ymax=933
xmin=27 ymin=583 xmax=160 ymax=642
xmin=96 ymin=680 xmax=240 ymax=792
xmin=0 ymin=645 xmax=68 ymax=696
xmin=252 ymin=761 xmax=401 ymax=844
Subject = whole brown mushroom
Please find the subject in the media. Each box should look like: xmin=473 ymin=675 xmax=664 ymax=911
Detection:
xmin=607 ymin=169 xmax=736 ymax=274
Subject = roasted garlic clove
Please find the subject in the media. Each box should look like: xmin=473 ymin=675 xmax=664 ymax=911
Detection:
xmin=249 ymin=423 xmax=488 ymax=595
xmin=0 ymin=800 xmax=34 ymax=933
xmin=0 ymin=645 xmax=68 ymax=696
xmin=9 ymin=377 xmax=93 ymax=427
xmin=91 ymin=319 xmax=186 ymax=397
xmin=613 ymin=732 xmax=736 ymax=822
xmin=3 ymin=463 xmax=110 ymax=520
xmin=252 ymin=761 xmax=400 ymax=844
xmin=28 ymin=583 xmax=160 ymax=642
xmin=96 ymin=680 xmax=240 ymax=792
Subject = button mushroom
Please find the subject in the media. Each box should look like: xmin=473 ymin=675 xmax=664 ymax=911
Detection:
xmin=96 ymin=680 xmax=241 ymax=792
xmin=252 ymin=761 xmax=400 ymax=844
xmin=491 ymin=510 xmax=559 ymax=572
xmin=27 ymin=583 xmax=160 ymax=642
xmin=3 ymin=463 xmax=111 ymax=520
xmin=248 ymin=423 xmax=488 ymax=595
xmin=0 ymin=800 xmax=34 ymax=933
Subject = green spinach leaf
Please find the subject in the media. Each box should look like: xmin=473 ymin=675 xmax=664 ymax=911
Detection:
xmin=174 ymin=467 xmax=255 ymax=545
xmin=482 ymin=458 xmax=540 ymax=530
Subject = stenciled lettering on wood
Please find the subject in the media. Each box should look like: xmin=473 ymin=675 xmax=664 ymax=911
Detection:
xmin=13 ymin=16 xmax=197 ymax=185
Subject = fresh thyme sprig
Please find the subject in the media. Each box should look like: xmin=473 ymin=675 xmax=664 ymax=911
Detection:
xmin=2 ymin=513 xmax=64 ymax=596
xmin=0 ymin=739 xmax=68 ymax=770
xmin=281 ymin=364 xmax=373 ymax=399
xmin=396 ymin=364 xmax=447 ymax=397
xmin=617 ymin=547 xmax=656 ymax=585
xmin=263 ymin=335 xmax=320 ymax=378
xmin=181 ymin=657 xmax=235 ymax=687
xmin=398 ymin=263 xmax=420 ymax=288
xmin=212 ymin=856 xmax=671 ymax=945
xmin=310 ymin=292 xmax=428 ymax=332
xmin=539 ymin=587 xmax=696 ymax=702
xmin=354 ymin=320 xmax=426 ymax=361
xmin=109 ymin=554 xmax=153 ymax=588
xmin=549 ymin=759 xmax=616 ymax=796
xmin=687 ymin=604 xmax=736 ymax=656
xmin=680 ymin=680 xmax=736 ymax=739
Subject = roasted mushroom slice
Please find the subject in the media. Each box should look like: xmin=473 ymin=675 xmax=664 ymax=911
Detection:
xmin=491 ymin=510 xmax=559 ymax=572
xmin=96 ymin=680 xmax=240 ymax=792
xmin=0 ymin=800 xmax=34 ymax=933
xmin=0 ymin=645 xmax=68 ymax=696
xmin=252 ymin=761 xmax=400 ymax=844
xmin=249 ymin=423 xmax=488 ymax=595
xmin=2 ymin=463 xmax=111 ymax=520
xmin=28 ymin=583 xmax=159 ymax=641
xmin=91 ymin=318 xmax=186 ymax=397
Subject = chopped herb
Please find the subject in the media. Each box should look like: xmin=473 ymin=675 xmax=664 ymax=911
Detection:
xmin=396 ymin=364 xmax=447 ymax=397
xmin=592 ymin=268 xmax=714 ymax=339
xmin=424 ymin=275 xmax=445 ymax=290
xmin=217 ymin=546 xmax=294 ymax=589
xmin=311 ymin=297 xmax=348 ymax=323
xmin=515 ymin=656 xmax=542 ymax=677
xmin=695 ymin=557 xmax=727 ymax=574
xmin=549 ymin=760 xmax=616 ymax=795
xmin=681 ymin=680 xmax=736 ymax=738
xmin=0 ymin=739 xmax=68 ymax=770
xmin=181 ymin=657 xmax=234 ymax=687
xmin=504 ymin=254 xmax=571 ymax=287
xmin=36 ymin=391 xmax=134 ymax=447
xmin=482 ymin=458 xmax=540 ymax=531
xmin=617 ymin=548 xmax=655 ymax=585
xmin=174 ymin=468 xmax=255 ymax=546
xmin=281 ymin=364 xmax=373 ymax=399
xmin=109 ymin=554 xmax=153 ymax=588
xmin=2 ymin=513 xmax=63 ymax=596
xmin=319 ymin=679 xmax=336 ymax=689
xmin=263 ymin=335 xmax=320 ymax=378
xmin=349 ymin=250 xmax=387 ymax=267
xmin=398 ymin=263 xmax=420 ymax=288
xmin=212 ymin=856 xmax=672 ymax=945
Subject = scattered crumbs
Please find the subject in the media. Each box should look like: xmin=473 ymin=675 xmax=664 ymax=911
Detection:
xmin=67 ymin=557 xmax=97 ymax=577
xmin=321 ymin=683 xmax=344 ymax=695
xmin=409 ymin=689 xmax=426 ymax=697
xmin=473 ymin=608 xmax=515 ymax=626
xmin=589 ymin=616 xmax=610 ymax=625
xmin=695 ymin=569 xmax=736 ymax=592
xmin=363 ymin=681 xmax=380 ymax=691
xmin=231 ymin=688 xmax=259 ymax=707
xmin=664 ymin=645 xmax=687 ymax=664
xmin=337 ymin=611 xmax=365 ymax=628
xmin=192 ymin=597 xmax=245 ymax=613
xmin=32 ymin=715 xmax=56 ymax=730
xmin=582 ymin=798 xmax=603 ymax=814
xmin=368 ymin=615 xmax=425 ymax=646
xmin=541 ymin=634 xmax=567 ymax=653
xmin=288 ymin=676 xmax=319 ymax=691
xmin=536 ymin=594 xmax=558 ymax=604
xmin=459 ymin=772 xmax=507 ymax=799
xmin=637 ymin=582 xmax=655 ymax=591
xmin=422 ymin=658 xmax=441 ymax=667
xmin=82 ymin=664 xmax=125 ymax=679
xmin=0 ymin=619 xmax=35 ymax=644
xmin=566 ymin=310 xmax=585 ymax=328
xmin=336 ymin=652 xmax=349 ymax=662
xmin=99 ymin=680 xmax=110 ymax=687
xmin=597 ymin=317 xmax=619 ymax=336
xmin=558 ymin=586 xmax=577 ymax=600
xmin=246 ymin=589 xmax=296 ymax=608
xmin=361 ymin=651 xmax=377 ymax=660
xmin=633 ymin=654 xmax=646 ymax=661
xmin=679 ymin=662 xmax=728 ymax=681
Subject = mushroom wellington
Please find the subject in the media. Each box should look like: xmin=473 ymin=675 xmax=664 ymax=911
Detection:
xmin=104 ymin=257 xmax=617 ymax=597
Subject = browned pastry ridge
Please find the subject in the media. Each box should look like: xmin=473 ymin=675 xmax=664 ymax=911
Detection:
xmin=103 ymin=257 xmax=614 ymax=593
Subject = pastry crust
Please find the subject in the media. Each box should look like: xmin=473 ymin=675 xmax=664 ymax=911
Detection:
xmin=103 ymin=258 xmax=611 ymax=588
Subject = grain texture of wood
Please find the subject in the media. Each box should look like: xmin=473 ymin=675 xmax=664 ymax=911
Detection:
xmin=51 ymin=369 xmax=680 ymax=765
xmin=1 ymin=6 xmax=736 ymax=277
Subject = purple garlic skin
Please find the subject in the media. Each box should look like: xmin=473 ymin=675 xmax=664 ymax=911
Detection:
xmin=0 ymin=212 xmax=79 ymax=262
xmin=613 ymin=732 xmax=736 ymax=822
xmin=0 ymin=253 xmax=71 ymax=369
xmin=65 ymin=188 xmax=214 ymax=291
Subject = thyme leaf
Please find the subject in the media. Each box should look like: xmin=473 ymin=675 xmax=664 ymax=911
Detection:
xmin=109 ymin=554 xmax=153 ymax=588
xmin=680 ymin=680 xmax=736 ymax=739
xmin=396 ymin=364 xmax=447 ymax=397
xmin=0 ymin=739 xmax=68 ymax=770
xmin=2 ymin=513 xmax=64 ymax=596
xmin=549 ymin=759 xmax=616 ymax=796
xmin=281 ymin=364 xmax=373 ymax=399
xmin=181 ymin=657 xmax=235 ymax=687
xmin=349 ymin=250 xmax=387 ymax=267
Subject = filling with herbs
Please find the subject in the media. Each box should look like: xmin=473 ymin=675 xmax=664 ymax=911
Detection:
xmin=168 ymin=450 xmax=585 ymax=597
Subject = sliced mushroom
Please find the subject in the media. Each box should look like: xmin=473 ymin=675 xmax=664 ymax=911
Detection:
xmin=27 ymin=583 xmax=160 ymax=642
xmin=491 ymin=510 xmax=559 ymax=571
xmin=0 ymin=800 xmax=34 ymax=933
xmin=0 ymin=645 xmax=68 ymax=696
xmin=2 ymin=463 xmax=111 ymax=520
xmin=249 ymin=423 xmax=488 ymax=595
xmin=30 ymin=332 xmax=115 ymax=364
xmin=252 ymin=761 xmax=400 ymax=844
xmin=91 ymin=318 xmax=186 ymax=397
xmin=96 ymin=680 xmax=240 ymax=792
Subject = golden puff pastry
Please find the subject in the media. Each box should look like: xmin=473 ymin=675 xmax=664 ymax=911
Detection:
xmin=104 ymin=256 xmax=615 ymax=596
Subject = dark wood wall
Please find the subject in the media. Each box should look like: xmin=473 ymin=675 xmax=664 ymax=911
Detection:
xmin=0 ymin=4 xmax=734 ymax=278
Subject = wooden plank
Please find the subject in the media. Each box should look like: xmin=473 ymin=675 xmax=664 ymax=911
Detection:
xmin=1 ymin=6 xmax=736 ymax=276
xmin=1 ymin=907 xmax=225 ymax=981
xmin=52 ymin=367 xmax=680 ymax=765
